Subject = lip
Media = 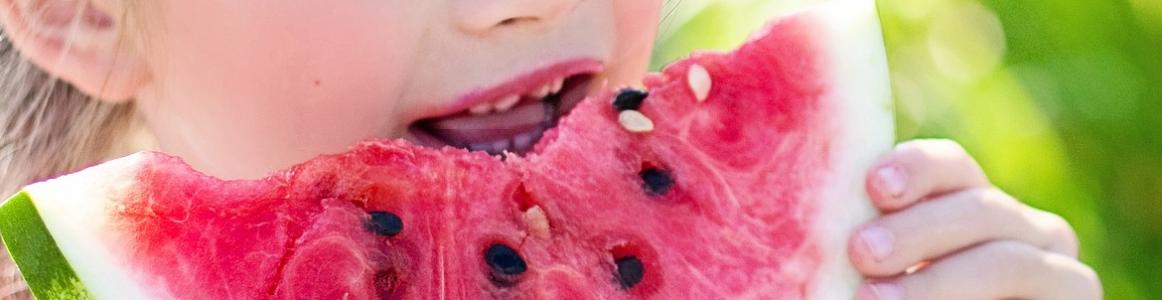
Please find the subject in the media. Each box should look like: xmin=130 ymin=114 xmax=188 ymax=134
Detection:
xmin=419 ymin=58 xmax=604 ymax=119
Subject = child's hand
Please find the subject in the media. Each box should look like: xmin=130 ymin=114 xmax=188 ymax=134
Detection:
xmin=850 ymin=140 xmax=1102 ymax=300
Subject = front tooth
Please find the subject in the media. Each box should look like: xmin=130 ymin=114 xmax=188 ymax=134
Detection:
xmin=548 ymin=79 xmax=564 ymax=95
xmin=531 ymin=84 xmax=552 ymax=98
xmin=494 ymin=95 xmax=521 ymax=112
xmin=469 ymin=102 xmax=493 ymax=115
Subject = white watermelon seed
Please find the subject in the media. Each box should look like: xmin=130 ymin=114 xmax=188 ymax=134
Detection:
xmin=618 ymin=110 xmax=655 ymax=133
xmin=523 ymin=206 xmax=551 ymax=239
xmin=687 ymin=64 xmax=712 ymax=103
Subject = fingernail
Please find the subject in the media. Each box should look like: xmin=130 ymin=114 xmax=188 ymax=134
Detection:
xmin=859 ymin=226 xmax=894 ymax=261
xmin=858 ymin=282 xmax=904 ymax=300
xmin=876 ymin=166 xmax=906 ymax=198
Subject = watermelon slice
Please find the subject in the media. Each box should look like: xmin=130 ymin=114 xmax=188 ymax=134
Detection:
xmin=0 ymin=0 xmax=893 ymax=299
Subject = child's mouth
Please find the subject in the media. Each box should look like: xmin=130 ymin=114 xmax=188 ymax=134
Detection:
xmin=408 ymin=69 xmax=597 ymax=156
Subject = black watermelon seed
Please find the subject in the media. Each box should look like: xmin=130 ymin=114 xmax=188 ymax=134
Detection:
xmin=485 ymin=244 xmax=528 ymax=286
xmin=615 ymin=256 xmax=645 ymax=289
xmin=366 ymin=211 xmax=404 ymax=237
xmin=613 ymin=88 xmax=649 ymax=111
xmin=639 ymin=168 xmax=674 ymax=196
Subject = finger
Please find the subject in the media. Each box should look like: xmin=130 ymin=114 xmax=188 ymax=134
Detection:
xmin=857 ymin=241 xmax=1102 ymax=300
xmin=849 ymin=187 xmax=1080 ymax=277
xmin=866 ymin=139 xmax=990 ymax=212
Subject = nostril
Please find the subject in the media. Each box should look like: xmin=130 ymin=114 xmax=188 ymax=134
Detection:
xmin=452 ymin=0 xmax=576 ymax=34
xmin=498 ymin=18 xmax=523 ymax=26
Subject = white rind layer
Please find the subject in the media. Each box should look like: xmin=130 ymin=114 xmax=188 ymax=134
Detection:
xmin=24 ymin=153 xmax=160 ymax=300
xmin=805 ymin=0 xmax=895 ymax=299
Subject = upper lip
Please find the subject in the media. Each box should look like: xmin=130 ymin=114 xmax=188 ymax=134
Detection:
xmin=419 ymin=58 xmax=604 ymax=119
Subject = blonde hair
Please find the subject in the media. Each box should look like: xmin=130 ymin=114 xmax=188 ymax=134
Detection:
xmin=0 ymin=4 xmax=147 ymax=297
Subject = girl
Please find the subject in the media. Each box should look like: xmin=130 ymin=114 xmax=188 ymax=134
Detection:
xmin=0 ymin=0 xmax=1100 ymax=299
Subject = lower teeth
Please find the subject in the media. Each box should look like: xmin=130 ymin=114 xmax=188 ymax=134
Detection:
xmin=466 ymin=127 xmax=546 ymax=156
xmin=512 ymin=132 xmax=538 ymax=150
xmin=541 ymin=101 xmax=559 ymax=129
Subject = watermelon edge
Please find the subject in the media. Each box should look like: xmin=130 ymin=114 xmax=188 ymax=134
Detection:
xmin=0 ymin=192 xmax=94 ymax=300
xmin=20 ymin=153 xmax=159 ymax=299
xmin=0 ymin=0 xmax=896 ymax=297
xmin=803 ymin=0 xmax=895 ymax=299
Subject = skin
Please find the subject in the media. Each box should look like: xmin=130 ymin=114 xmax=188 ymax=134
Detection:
xmin=0 ymin=0 xmax=1100 ymax=298
xmin=854 ymin=140 xmax=1101 ymax=300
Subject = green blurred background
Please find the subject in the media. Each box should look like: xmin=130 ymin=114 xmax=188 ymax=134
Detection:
xmin=652 ymin=0 xmax=1161 ymax=298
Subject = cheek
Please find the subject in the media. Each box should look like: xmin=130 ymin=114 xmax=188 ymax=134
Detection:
xmin=141 ymin=0 xmax=425 ymax=177
xmin=607 ymin=1 xmax=662 ymax=86
xmin=615 ymin=1 xmax=663 ymax=34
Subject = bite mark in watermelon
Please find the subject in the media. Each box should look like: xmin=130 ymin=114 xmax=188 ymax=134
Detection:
xmin=0 ymin=0 xmax=893 ymax=299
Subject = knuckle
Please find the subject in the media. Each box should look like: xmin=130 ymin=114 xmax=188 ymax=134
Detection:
xmin=990 ymin=187 xmax=1027 ymax=210
xmin=891 ymin=141 xmax=930 ymax=163
xmin=894 ymin=139 xmax=987 ymax=183
xmin=1074 ymin=264 xmax=1103 ymax=300
xmin=928 ymin=138 xmax=967 ymax=154
xmin=954 ymin=187 xmax=1015 ymax=213
xmin=895 ymin=139 xmax=964 ymax=161
xmin=1045 ymin=213 xmax=1079 ymax=246
xmin=1024 ymin=206 xmax=1079 ymax=256
xmin=977 ymin=240 xmax=1034 ymax=261
xmin=975 ymin=240 xmax=1011 ymax=254
xmin=1049 ymin=256 xmax=1102 ymax=300
xmin=920 ymin=139 xmax=969 ymax=158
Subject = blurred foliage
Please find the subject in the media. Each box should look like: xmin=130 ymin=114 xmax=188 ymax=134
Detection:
xmin=653 ymin=0 xmax=1161 ymax=298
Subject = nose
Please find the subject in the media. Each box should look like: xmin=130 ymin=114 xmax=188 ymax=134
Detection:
xmin=452 ymin=0 xmax=579 ymax=35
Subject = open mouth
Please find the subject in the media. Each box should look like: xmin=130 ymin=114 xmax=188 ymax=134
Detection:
xmin=409 ymin=71 xmax=597 ymax=156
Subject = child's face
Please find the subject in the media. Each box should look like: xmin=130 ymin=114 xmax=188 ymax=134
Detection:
xmin=132 ymin=1 xmax=662 ymax=179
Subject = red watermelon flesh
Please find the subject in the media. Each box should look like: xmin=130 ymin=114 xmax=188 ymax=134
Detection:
xmin=0 ymin=0 xmax=893 ymax=299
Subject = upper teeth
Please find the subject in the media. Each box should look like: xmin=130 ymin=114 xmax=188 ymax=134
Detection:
xmin=549 ymin=80 xmax=564 ymax=95
xmin=469 ymin=79 xmax=566 ymax=115
xmin=494 ymin=95 xmax=520 ymax=111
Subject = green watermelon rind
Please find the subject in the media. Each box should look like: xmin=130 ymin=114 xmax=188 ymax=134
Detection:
xmin=0 ymin=191 xmax=94 ymax=300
